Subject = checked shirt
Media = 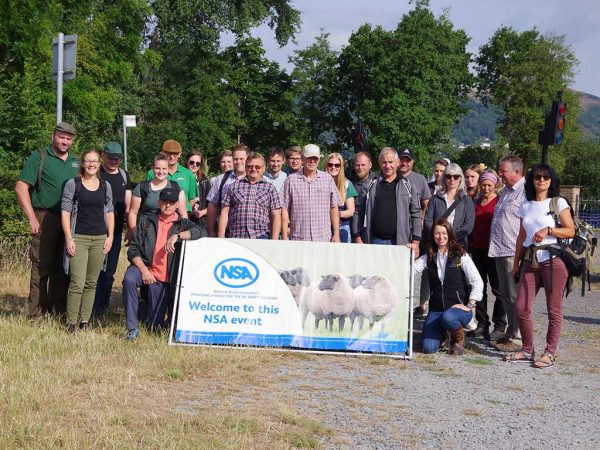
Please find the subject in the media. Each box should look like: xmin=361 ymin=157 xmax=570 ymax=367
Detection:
xmin=222 ymin=177 xmax=281 ymax=239
xmin=280 ymin=170 xmax=341 ymax=242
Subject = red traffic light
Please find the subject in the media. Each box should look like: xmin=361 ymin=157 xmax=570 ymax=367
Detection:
xmin=558 ymin=103 xmax=567 ymax=116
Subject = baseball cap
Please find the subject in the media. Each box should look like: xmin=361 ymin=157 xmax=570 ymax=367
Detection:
xmin=162 ymin=139 xmax=183 ymax=154
xmin=399 ymin=147 xmax=414 ymax=160
xmin=103 ymin=141 xmax=123 ymax=157
xmin=159 ymin=187 xmax=179 ymax=202
xmin=302 ymin=144 xmax=321 ymax=158
xmin=54 ymin=122 xmax=76 ymax=135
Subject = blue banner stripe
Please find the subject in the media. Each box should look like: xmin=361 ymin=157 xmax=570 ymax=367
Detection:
xmin=174 ymin=330 xmax=408 ymax=353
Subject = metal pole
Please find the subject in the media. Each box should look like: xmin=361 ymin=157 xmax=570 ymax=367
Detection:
xmin=541 ymin=143 xmax=548 ymax=165
xmin=56 ymin=32 xmax=64 ymax=124
xmin=123 ymin=115 xmax=128 ymax=171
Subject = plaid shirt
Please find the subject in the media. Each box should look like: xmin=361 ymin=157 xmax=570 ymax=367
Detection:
xmin=222 ymin=177 xmax=281 ymax=238
xmin=280 ymin=170 xmax=341 ymax=242
xmin=488 ymin=177 xmax=526 ymax=257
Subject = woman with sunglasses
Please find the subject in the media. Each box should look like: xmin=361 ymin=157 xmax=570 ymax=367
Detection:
xmin=186 ymin=150 xmax=211 ymax=230
xmin=325 ymin=153 xmax=358 ymax=243
xmin=424 ymin=163 xmax=475 ymax=249
xmin=61 ymin=149 xmax=114 ymax=333
xmin=504 ymin=164 xmax=575 ymax=368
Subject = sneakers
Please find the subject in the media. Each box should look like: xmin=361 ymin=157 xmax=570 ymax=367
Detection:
xmin=79 ymin=321 xmax=91 ymax=331
xmin=67 ymin=323 xmax=77 ymax=334
xmin=491 ymin=339 xmax=522 ymax=353
xmin=125 ymin=329 xmax=139 ymax=341
xmin=489 ymin=328 xmax=506 ymax=342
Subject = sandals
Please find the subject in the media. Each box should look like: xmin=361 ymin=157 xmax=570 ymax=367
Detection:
xmin=502 ymin=351 xmax=534 ymax=363
xmin=533 ymin=353 xmax=556 ymax=369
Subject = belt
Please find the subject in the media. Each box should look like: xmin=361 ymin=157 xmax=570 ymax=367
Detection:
xmin=34 ymin=208 xmax=60 ymax=214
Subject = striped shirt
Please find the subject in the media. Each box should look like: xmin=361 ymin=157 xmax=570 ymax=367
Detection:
xmin=280 ymin=170 xmax=341 ymax=242
xmin=488 ymin=177 xmax=526 ymax=258
xmin=222 ymin=177 xmax=281 ymax=238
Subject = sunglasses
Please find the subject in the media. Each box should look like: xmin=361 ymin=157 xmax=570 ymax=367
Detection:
xmin=445 ymin=174 xmax=461 ymax=180
xmin=534 ymin=174 xmax=551 ymax=181
xmin=327 ymin=162 xmax=341 ymax=168
xmin=188 ymin=161 xmax=202 ymax=167
xmin=245 ymin=165 xmax=264 ymax=170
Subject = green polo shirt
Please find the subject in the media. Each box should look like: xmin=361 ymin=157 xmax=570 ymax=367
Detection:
xmin=18 ymin=146 xmax=80 ymax=212
xmin=145 ymin=163 xmax=199 ymax=212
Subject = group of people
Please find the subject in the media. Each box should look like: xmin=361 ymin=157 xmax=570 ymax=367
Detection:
xmin=16 ymin=123 xmax=575 ymax=367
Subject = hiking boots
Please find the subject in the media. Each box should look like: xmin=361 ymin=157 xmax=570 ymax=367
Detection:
xmin=449 ymin=327 xmax=465 ymax=356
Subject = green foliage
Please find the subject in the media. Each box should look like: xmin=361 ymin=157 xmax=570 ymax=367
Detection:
xmin=475 ymin=27 xmax=578 ymax=168
xmin=331 ymin=4 xmax=472 ymax=174
xmin=560 ymin=135 xmax=600 ymax=197
xmin=452 ymin=97 xmax=502 ymax=145
xmin=289 ymin=31 xmax=339 ymax=146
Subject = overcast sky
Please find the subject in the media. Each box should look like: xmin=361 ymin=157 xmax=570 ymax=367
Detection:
xmin=237 ymin=0 xmax=600 ymax=97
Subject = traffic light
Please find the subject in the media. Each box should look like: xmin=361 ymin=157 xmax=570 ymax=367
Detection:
xmin=353 ymin=121 xmax=367 ymax=152
xmin=553 ymin=101 xmax=567 ymax=145
xmin=538 ymin=100 xmax=567 ymax=146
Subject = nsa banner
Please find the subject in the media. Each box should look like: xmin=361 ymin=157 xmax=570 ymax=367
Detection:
xmin=170 ymin=238 xmax=414 ymax=358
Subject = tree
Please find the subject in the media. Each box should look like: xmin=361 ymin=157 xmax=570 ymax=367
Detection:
xmin=475 ymin=27 xmax=578 ymax=168
xmin=289 ymin=31 xmax=338 ymax=146
xmin=560 ymin=134 xmax=600 ymax=197
xmin=331 ymin=1 xmax=472 ymax=173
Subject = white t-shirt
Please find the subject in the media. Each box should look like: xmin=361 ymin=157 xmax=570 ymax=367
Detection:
xmin=517 ymin=197 xmax=568 ymax=263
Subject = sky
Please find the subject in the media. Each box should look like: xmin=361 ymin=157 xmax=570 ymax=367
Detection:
xmin=234 ymin=0 xmax=600 ymax=97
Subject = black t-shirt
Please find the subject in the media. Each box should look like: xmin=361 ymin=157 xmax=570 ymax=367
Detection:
xmin=372 ymin=177 xmax=398 ymax=240
xmin=74 ymin=184 xmax=106 ymax=236
xmin=99 ymin=166 xmax=130 ymax=230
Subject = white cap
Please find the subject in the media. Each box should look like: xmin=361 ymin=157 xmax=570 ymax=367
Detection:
xmin=302 ymin=144 xmax=321 ymax=158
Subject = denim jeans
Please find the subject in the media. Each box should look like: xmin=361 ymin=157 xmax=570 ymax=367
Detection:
xmin=422 ymin=307 xmax=473 ymax=354
xmin=372 ymin=237 xmax=397 ymax=246
xmin=93 ymin=232 xmax=122 ymax=314
xmin=340 ymin=224 xmax=351 ymax=243
xmin=122 ymin=266 xmax=174 ymax=331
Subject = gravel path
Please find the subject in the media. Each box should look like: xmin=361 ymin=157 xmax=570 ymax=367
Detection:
xmin=258 ymin=277 xmax=600 ymax=449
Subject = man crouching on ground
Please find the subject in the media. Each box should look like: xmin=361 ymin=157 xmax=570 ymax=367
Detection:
xmin=122 ymin=187 xmax=205 ymax=340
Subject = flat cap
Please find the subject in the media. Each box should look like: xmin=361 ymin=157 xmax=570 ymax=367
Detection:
xmin=54 ymin=122 xmax=76 ymax=135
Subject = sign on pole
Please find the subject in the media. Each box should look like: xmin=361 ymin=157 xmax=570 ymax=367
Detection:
xmin=52 ymin=33 xmax=77 ymax=124
xmin=122 ymin=115 xmax=137 ymax=171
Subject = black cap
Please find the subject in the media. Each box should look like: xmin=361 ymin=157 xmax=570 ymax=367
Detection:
xmin=399 ymin=147 xmax=414 ymax=160
xmin=159 ymin=188 xmax=179 ymax=202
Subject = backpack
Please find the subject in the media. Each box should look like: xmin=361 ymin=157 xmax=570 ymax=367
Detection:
xmin=139 ymin=180 xmax=181 ymax=214
xmin=549 ymin=197 xmax=597 ymax=296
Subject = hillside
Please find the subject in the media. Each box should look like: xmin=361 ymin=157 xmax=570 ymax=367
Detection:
xmin=452 ymin=91 xmax=600 ymax=145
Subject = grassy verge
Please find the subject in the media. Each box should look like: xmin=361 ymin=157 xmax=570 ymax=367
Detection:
xmin=0 ymin=239 xmax=329 ymax=449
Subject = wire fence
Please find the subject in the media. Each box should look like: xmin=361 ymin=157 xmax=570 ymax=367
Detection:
xmin=578 ymin=198 xmax=600 ymax=229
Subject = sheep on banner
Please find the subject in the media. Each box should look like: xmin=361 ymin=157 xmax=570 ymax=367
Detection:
xmin=170 ymin=238 xmax=414 ymax=358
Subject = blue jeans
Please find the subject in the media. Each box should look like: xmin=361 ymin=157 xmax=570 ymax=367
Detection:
xmin=93 ymin=232 xmax=122 ymax=314
xmin=422 ymin=308 xmax=472 ymax=354
xmin=372 ymin=237 xmax=397 ymax=245
xmin=122 ymin=266 xmax=173 ymax=331
xmin=340 ymin=224 xmax=351 ymax=243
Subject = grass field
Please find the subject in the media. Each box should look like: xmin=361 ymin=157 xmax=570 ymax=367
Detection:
xmin=0 ymin=238 xmax=329 ymax=449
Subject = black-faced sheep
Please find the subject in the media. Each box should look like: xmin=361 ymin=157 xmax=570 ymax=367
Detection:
xmin=354 ymin=275 xmax=399 ymax=331
xmin=317 ymin=273 xmax=355 ymax=331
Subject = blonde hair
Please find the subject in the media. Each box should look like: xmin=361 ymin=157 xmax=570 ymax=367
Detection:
xmin=79 ymin=149 xmax=101 ymax=179
xmin=325 ymin=153 xmax=347 ymax=202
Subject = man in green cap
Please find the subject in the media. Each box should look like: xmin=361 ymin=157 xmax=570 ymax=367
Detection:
xmin=93 ymin=141 xmax=132 ymax=315
xmin=145 ymin=139 xmax=198 ymax=212
xmin=15 ymin=122 xmax=80 ymax=318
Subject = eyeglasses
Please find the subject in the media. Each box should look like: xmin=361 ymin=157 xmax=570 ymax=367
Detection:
xmin=188 ymin=161 xmax=202 ymax=167
xmin=327 ymin=162 xmax=341 ymax=168
xmin=246 ymin=165 xmax=264 ymax=170
xmin=445 ymin=174 xmax=461 ymax=180
xmin=534 ymin=174 xmax=551 ymax=181
xmin=83 ymin=160 xmax=99 ymax=164
xmin=106 ymin=156 xmax=121 ymax=161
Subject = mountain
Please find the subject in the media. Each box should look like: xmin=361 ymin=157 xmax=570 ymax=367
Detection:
xmin=452 ymin=90 xmax=600 ymax=145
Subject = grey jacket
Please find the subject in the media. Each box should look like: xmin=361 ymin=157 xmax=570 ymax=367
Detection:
xmin=61 ymin=177 xmax=114 ymax=274
xmin=352 ymin=175 xmax=422 ymax=245
xmin=424 ymin=190 xmax=475 ymax=247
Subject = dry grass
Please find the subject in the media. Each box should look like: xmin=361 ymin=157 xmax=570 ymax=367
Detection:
xmin=0 ymin=238 xmax=328 ymax=449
